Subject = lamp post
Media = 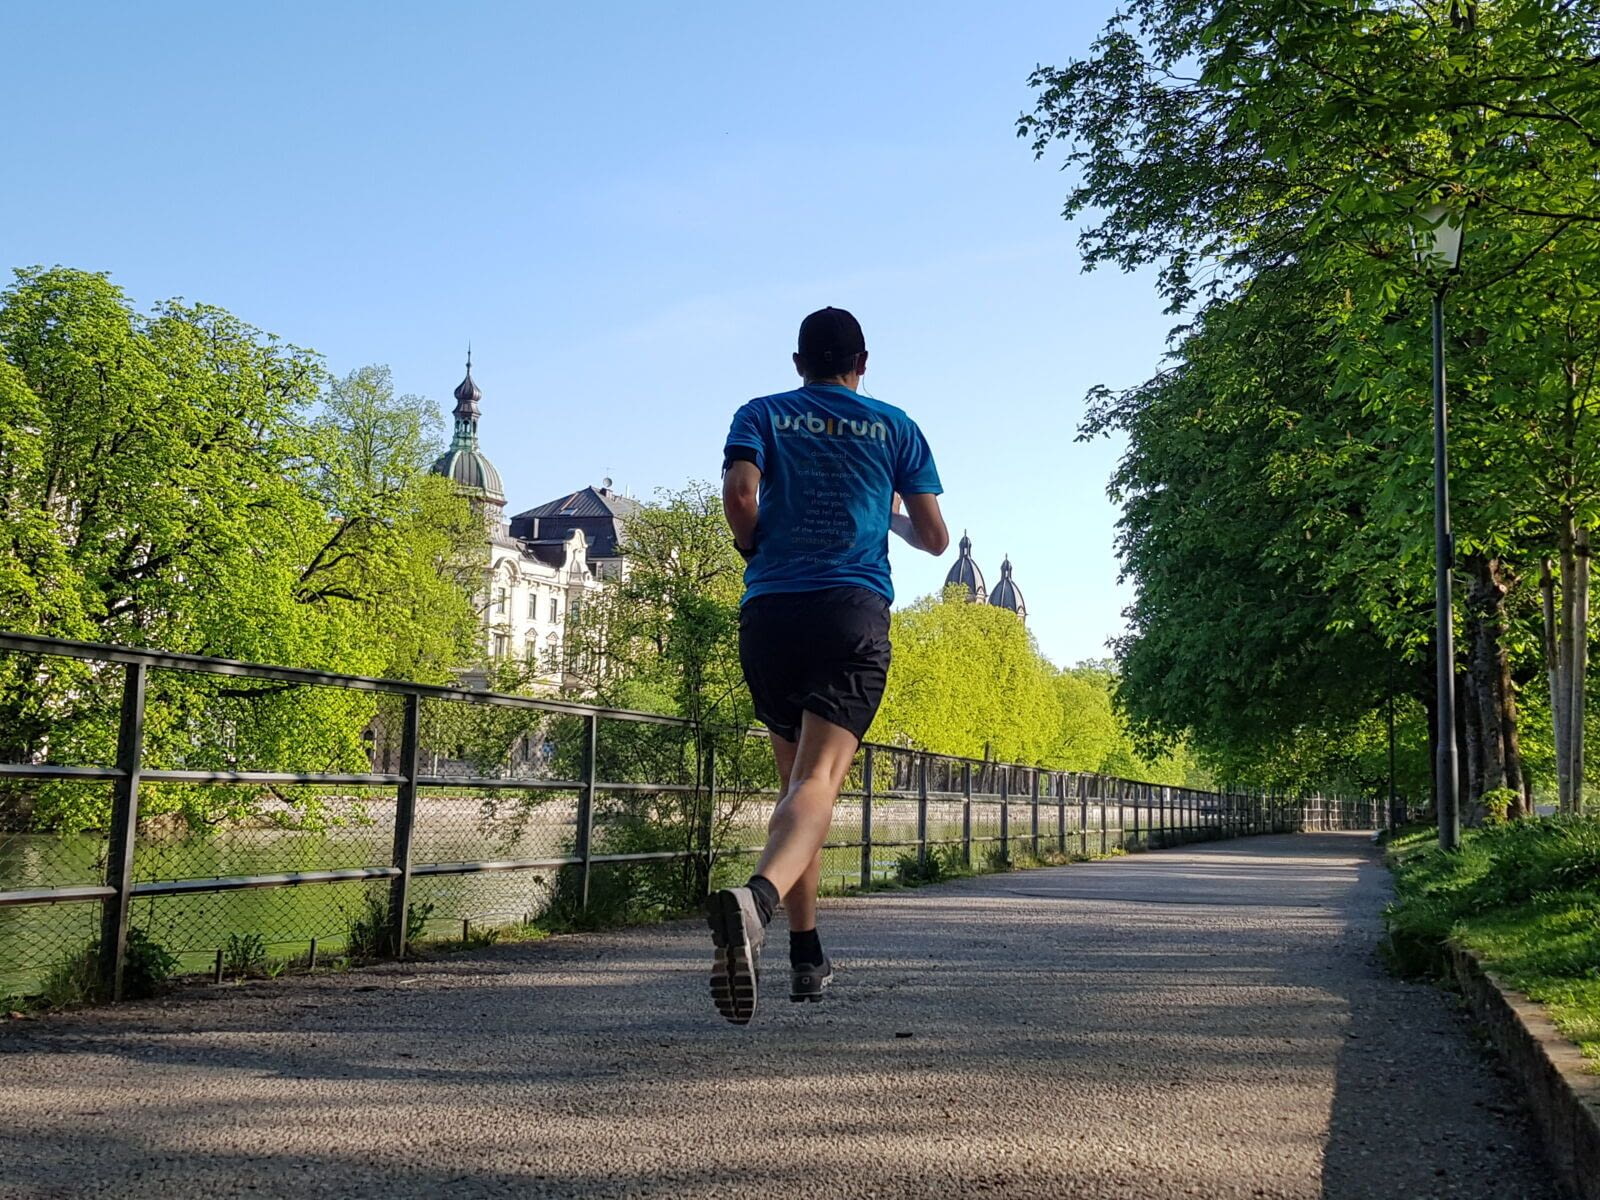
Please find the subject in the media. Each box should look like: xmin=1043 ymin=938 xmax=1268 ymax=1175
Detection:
xmin=1414 ymin=203 xmax=1465 ymax=851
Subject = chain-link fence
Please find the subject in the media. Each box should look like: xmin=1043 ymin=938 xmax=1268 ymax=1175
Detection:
xmin=0 ymin=632 xmax=1383 ymax=1002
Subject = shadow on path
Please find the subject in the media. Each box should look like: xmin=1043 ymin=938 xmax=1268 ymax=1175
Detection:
xmin=0 ymin=834 xmax=1558 ymax=1200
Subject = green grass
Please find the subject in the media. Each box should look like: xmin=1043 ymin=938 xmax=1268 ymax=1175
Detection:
xmin=1383 ymin=817 xmax=1600 ymax=1062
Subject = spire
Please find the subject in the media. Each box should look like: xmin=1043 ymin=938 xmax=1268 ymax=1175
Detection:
xmin=430 ymin=350 xmax=506 ymax=509
xmin=943 ymin=529 xmax=987 ymax=603
xmin=989 ymin=554 xmax=1026 ymax=620
xmin=451 ymin=346 xmax=482 ymax=449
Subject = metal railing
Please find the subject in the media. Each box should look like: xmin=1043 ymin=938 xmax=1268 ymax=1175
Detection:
xmin=0 ymin=632 xmax=1379 ymax=1000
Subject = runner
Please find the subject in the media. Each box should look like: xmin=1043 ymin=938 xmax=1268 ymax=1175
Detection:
xmin=709 ymin=306 xmax=949 ymax=1025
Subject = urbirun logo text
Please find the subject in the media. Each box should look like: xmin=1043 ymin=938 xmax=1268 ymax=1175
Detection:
xmin=773 ymin=411 xmax=887 ymax=441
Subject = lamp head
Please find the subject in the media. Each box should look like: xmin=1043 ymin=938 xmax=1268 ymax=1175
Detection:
xmin=1414 ymin=203 xmax=1465 ymax=272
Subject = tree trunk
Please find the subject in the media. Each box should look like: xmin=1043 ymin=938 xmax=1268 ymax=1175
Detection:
xmin=1456 ymin=670 xmax=1473 ymax=822
xmin=1543 ymin=556 xmax=1560 ymax=783
xmin=1464 ymin=556 xmax=1509 ymax=808
xmin=1558 ymin=520 xmax=1577 ymax=812
xmin=1423 ymin=685 xmax=1440 ymax=827
xmin=1572 ymin=526 xmax=1590 ymax=813
xmin=1460 ymin=669 xmax=1485 ymax=825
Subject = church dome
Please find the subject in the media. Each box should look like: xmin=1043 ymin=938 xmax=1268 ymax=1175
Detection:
xmin=943 ymin=532 xmax=987 ymax=602
xmin=429 ymin=350 xmax=505 ymax=507
xmin=430 ymin=446 xmax=505 ymax=504
xmin=989 ymin=556 xmax=1026 ymax=620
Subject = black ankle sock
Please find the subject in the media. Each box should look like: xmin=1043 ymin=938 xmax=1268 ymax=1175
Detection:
xmin=745 ymin=875 xmax=779 ymax=925
xmin=789 ymin=927 xmax=824 ymax=968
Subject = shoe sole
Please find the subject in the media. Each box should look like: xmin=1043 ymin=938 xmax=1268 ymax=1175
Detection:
xmin=707 ymin=891 xmax=757 ymax=1025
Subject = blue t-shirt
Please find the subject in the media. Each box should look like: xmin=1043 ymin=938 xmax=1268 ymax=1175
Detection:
xmin=723 ymin=383 xmax=942 ymax=604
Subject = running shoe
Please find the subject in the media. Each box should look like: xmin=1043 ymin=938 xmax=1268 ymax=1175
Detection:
xmin=707 ymin=886 xmax=764 ymax=1025
xmin=789 ymin=955 xmax=834 ymax=1003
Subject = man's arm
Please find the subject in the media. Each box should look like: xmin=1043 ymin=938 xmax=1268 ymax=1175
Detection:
xmin=723 ymin=460 xmax=761 ymax=553
xmin=890 ymin=492 xmax=950 ymax=557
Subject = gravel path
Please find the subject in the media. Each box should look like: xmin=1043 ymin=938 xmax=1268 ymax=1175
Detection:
xmin=0 ymin=833 xmax=1560 ymax=1199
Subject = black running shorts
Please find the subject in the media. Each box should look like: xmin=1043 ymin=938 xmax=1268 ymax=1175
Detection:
xmin=738 ymin=586 xmax=891 ymax=743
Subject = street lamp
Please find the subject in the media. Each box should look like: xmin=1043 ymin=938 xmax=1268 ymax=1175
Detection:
xmin=1413 ymin=203 xmax=1465 ymax=851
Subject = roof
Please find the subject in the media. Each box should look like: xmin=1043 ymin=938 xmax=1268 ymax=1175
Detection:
xmin=508 ymin=485 xmax=639 ymax=559
xmin=431 ymin=447 xmax=505 ymax=506
xmin=989 ymin=556 xmax=1026 ymax=619
xmin=943 ymin=532 xmax=987 ymax=602
xmin=512 ymin=486 xmax=642 ymax=522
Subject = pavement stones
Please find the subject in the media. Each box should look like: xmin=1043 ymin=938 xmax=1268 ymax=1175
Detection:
xmin=0 ymin=833 xmax=1562 ymax=1199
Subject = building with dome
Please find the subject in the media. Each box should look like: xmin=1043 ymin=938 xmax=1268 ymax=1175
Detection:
xmin=942 ymin=533 xmax=1025 ymax=622
xmin=989 ymin=556 xmax=1026 ymax=621
xmin=942 ymin=533 xmax=987 ymax=603
xmin=429 ymin=355 xmax=635 ymax=684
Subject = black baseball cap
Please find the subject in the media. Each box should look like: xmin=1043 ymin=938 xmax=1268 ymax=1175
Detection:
xmin=797 ymin=307 xmax=866 ymax=369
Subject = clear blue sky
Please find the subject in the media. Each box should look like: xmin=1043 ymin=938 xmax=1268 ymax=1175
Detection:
xmin=3 ymin=0 xmax=1173 ymax=668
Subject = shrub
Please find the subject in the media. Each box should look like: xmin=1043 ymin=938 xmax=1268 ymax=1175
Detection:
xmin=120 ymin=928 xmax=179 ymax=999
xmin=223 ymin=932 xmax=267 ymax=975
xmin=38 ymin=943 xmax=97 ymax=1008
xmin=346 ymin=892 xmax=433 ymax=958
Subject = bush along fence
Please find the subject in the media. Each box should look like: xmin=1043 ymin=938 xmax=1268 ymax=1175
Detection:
xmin=0 ymin=632 xmax=1382 ymax=1003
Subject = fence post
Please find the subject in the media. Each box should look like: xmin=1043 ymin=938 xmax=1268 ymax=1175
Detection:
xmin=962 ymin=761 xmax=973 ymax=867
xmin=1031 ymin=770 xmax=1041 ymax=858
xmin=1099 ymin=777 xmax=1108 ymax=856
xmin=1057 ymin=773 xmax=1067 ymax=855
xmin=1080 ymin=775 xmax=1090 ymax=858
xmin=916 ymin=753 xmax=929 ymax=868
xmin=699 ymin=739 xmax=716 ymax=896
xmin=577 ymin=713 xmax=598 ymax=910
xmin=387 ymin=692 xmax=422 ymax=957
xmin=860 ymin=745 xmax=876 ymax=890
xmin=999 ymin=767 xmax=1010 ymax=862
xmin=99 ymin=663 xmax=148 ymax=1002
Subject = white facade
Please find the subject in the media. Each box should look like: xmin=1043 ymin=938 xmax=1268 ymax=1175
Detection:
xmin=481 ymin=523 xmax=609 ymax=683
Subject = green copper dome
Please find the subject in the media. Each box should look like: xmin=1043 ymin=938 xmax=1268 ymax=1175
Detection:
xmin=429 ymin=352 xmax=505 ymax=507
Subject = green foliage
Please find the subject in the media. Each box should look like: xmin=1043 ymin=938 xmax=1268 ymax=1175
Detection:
xmin=0 ymin=269 xmax=483 ymax=834
xmin=346 ymin=893 xmax=433 ymax=959
xmin=1023 ymin=2 xmax=1600 ymax=806
xmin=1384 ymin=816 xmax=1600 ymax=1057
xmin=1480 ymin=788 xmax=1518 ymax=826
xmin=893 ymin=846 xmax=968 ymax=887
xmin=120 ymin=928 xmax=179 ymax=999
xmin=868 ymin=591 xmax=1205 ymax=783
xmin=982 ymin=844 xmax=1012 ymax=873
xmin=223 ymin=932 xmax=268 ymax=975
xmin=872 ymin=588 xmax=1058 ymax=762
xmin=37 ymin=943 xmax=97 ymax=1009
xmin=30 ymin=926 xmax=177 ymax=1006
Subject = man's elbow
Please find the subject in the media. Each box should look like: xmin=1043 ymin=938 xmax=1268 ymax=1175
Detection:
xmin=923 ymin=528 xmax=951 ymax=557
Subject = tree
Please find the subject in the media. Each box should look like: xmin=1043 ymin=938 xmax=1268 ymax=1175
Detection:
xmin=0 ymin=267 xmax=482 ymax=831
xmin=1025 ymin=0 xmax=1600 ymax=815
xmin=870 ymin=588 xmax=1060 ymax=763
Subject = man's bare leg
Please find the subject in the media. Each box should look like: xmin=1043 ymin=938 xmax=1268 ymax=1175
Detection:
xmin=707 ymin=712 xmax=856 ymax=1023
xmin=752 ymin=711 xmax=859 ymax=900
xmin=764 ymin=734 xmax=822 ymax=931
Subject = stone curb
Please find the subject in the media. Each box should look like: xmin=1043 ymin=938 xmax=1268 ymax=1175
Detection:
xmin=1450 ymin=944 xmax=1600 ymax=1200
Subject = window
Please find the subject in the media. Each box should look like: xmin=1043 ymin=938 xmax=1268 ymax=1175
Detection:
xmin=493 ymin=633 xmax=510 ymax=659
xmin=494 ymin=587 xmax=508 ymax=617
xmin=549 ymin=597 xmax=560 ymax=623
xmin=527 ymin=593 xmax=537 ymax=619
xmin=569 ymin=597 xmax=581 ymax=620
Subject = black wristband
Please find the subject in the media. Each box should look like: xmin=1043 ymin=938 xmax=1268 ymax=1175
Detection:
xmin=735 ymin=541 xmax=756 ymax=562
